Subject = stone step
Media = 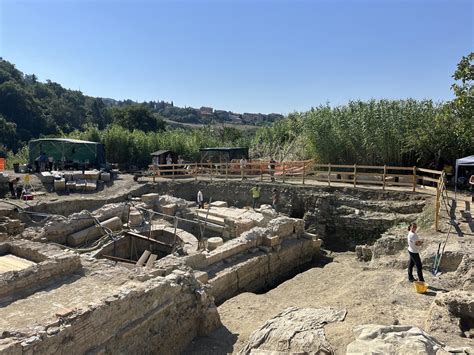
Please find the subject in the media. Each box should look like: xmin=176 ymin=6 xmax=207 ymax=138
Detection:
xmin=195 ymin=212 xmax=226 ymax=226
xmin=195 ymin=208 xmax=229 ymax=221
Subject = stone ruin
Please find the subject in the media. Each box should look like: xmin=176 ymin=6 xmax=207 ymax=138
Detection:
xmin=0 ymin=180 xmax=472 ymax=353
xmin=0 ymin=191 xmax=322 ymax=353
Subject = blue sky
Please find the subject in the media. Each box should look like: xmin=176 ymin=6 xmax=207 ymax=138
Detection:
xmin=1 ymin=0 xmax=472 ymax=114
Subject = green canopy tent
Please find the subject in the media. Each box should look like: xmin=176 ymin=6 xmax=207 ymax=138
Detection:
xmin=28 ymin=138 xmax=106 ymax=170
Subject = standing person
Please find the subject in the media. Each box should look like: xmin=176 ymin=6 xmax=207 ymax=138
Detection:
xmin=197 ymin=190 xmax=204 ymax=209
xmin=250 ymin=184 xmax=261 ymax=209
xmin=272 ymin=188 xmax=280 ymax=212
xmin=166 ymin=154 xmax=173 ymax=165
xmin=38 ymin=152 xmax=48 ymax=172
xmin=48 ymin=156 xmax=54 ymax=172
xmin=8 ymin=177 xmax=20 ymax=199
xmin=268 ymin=157 xmax=276 ymax=182
xmin=240 ymin=156 xmax=247 ymax=180
xmin=407 ymin=223 xmax=425 ymax=283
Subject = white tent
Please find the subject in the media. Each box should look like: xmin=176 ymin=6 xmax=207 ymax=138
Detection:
xmin=455 ymin=155 xmax=474 ymax=195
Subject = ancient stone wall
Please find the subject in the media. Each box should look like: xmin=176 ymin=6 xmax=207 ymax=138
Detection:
xmin=0 ymin=267 xmax=220 ymax=354
xmin=146 ymin=181 xmax=426 ymax=251
xmin=0 ymin=240 xmax=81 ymax=302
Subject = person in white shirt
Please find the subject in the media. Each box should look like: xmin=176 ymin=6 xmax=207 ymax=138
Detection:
xmin=407 ymin=223 xmax=425 ymax=282
xmin=197 ymin=190 xmax=204 ymax=209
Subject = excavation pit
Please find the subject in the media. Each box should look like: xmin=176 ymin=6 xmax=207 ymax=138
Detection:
xmin=5 ymin=180 xmax=466 ymax=354
xmin=0 ymin=240 xmax=81 ymax=303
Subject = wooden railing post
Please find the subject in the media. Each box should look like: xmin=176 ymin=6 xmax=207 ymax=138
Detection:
xmin=282 ymin=162 xmax=286 ymax=183
xmin=382 ymin=165 xmax=386 ymax=191
xmin=328 ymin=163 xmax=331 ymax=187
xmin=172 ymin=164 xmax=175 ymax=180
xmin=412 ymin=166 xmax=417 ymax=192
xmin=353 ymin=164 xmax=357 ymax=187
xmin=195 ymin=163 xmax=198 ymax=181
xmin=302 ymin=161 xmax=306 ymax=185
xmin=225 ymin=163 xmax=228 ymax=182
xmin=153 ymin=164 xmax=156 ymax=184
xmin=260 ymin=163 xmax=263 ymax=181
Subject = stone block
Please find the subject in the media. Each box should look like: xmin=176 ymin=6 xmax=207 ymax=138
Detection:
xmin=210 ymin=201 xmax=228 ymax=208
xmin=207 ymin=237 xmax=223 ymax=251
xmin=141 ymin=193 xmax=159 ymax=204
xmin=40 ymin=172 xmax=55 ymax=184
xmin=85 ymin=180 xmax=97 ymax=191
xmin=100 ymin=172 xmax=111 ymax=182
xmin=128 ymin=208 xmax=143 ymax=227
xmin=53 ymin=179 xmax=66 ymax=191
xmin=67 ymin=217 xmax=122 ymax=246
xmin=262 ymin=235 xmax=281 ymax=247
xmin=194 ymin=271 xmax=209 ymax=283
xmin=83 ymin=170 xmax=100 ymax=180
xmin=161 ymin=204 xmax=177 ymax=216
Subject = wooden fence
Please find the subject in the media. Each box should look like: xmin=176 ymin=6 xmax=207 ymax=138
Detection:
xmin=148 ymin=160 xmax=446 ymax=231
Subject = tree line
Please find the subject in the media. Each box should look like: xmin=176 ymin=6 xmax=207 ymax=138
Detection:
xmin=251 ymin=53 xmax=473 ymax=169
xmin=1 ymin=53 xmax=472 ymax=169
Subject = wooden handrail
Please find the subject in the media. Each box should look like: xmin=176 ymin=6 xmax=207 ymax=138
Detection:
xmin=417 ymin=167 xmax=443 ymax=175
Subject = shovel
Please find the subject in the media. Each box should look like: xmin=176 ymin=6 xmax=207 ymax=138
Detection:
xmin=432 ymin=223 xmax=453 ymax=276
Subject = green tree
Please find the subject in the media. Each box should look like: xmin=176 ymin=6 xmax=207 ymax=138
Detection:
xmin=110 ymin=104 xmax=166 ymax=132
xmin=0 ymin=115 xmax=18 ymax=150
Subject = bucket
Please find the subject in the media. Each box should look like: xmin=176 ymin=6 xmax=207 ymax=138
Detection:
xmin=414 ymin=281 xmax=428 ymax=293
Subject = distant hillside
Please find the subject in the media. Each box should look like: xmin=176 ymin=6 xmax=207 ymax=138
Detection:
xmin=0 ymin=58 xmax=282 ymax=152
xmin=102 ymin=98 xmax=283 ymax=126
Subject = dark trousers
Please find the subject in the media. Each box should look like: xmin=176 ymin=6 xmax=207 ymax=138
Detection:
xmin=253 ymin=197 xmax=259 ymax=209
xmin=8 ymin=182 xmax=16 ymax=198
xmin=408 ymin=251 xmax=424 ymax=282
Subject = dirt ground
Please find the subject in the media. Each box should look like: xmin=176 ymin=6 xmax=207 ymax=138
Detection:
xmin=1 ymin=173 xmax=472 ymax=353
xmin=0 ymin=170 xmax=141 ymax=212
xmin=185 ymin=249 xmax=471 ymax=354
xmin=185 ymin=192 xmax=473 ymax=354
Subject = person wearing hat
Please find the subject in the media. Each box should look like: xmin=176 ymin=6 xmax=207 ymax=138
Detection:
xmin=250 ymin=184 xmax=261 ymax=209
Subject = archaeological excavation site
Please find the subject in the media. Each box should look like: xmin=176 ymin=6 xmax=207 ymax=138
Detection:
xmin=0 ymin=177 xmax=472 ymax=354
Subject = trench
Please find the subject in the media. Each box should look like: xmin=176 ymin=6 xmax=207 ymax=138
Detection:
xmin=253 ymin=251 xmax=333 ymax=295
xmin=1 ymin=180 xmax=431 ymax=354
xmin=146 ymin=180 xmax=427 ymax=252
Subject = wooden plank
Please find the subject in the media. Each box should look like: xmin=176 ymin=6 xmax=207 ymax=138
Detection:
xmin=329 ymin=178 xmax=354 ymax=183
xmin=385 ymin=166 xmax=414 ymax=171
xmin=146 ymin=254 xmax=158 ymax=268
xmin=355 ymin=180 xmax=384 ymax=185
xmin=329 ymin=164 xmax=356 ymax=168
xmin=384 ymin=173 xmax=412 ymax=177
xmin=355 ymin=172 xmax=384 ymax=177
xmin=126 ymin=231 xmax=173 ymax=249
xmin=417 ymin=167 xmax=442 ymax=175
xmin=421 ymin=176 xmax=439 ymax=183
xmin=102 ymin=254 xmax=136 ymax=264
xmin=384 ymin=182 xmax=414 ymax=186
xmin=356 ymin=165 xmax=385 ymax=169
xmin=136 ymin=250 xmax=151 ymax=266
